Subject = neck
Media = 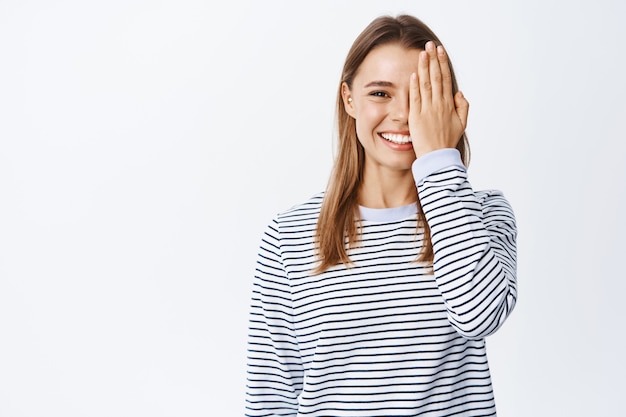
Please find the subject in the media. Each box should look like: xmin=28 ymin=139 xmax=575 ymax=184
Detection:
xmin=358 ymin=166 xmax=417 ymax=209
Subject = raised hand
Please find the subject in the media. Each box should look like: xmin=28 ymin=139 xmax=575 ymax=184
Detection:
xmin=409 ymin=41 xmax=469 ymax=159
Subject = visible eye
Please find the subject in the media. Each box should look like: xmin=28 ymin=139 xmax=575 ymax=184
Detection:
xmin=369 ymin=91 xmax=390 ymax=98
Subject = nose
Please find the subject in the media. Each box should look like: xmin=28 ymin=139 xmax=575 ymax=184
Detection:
xmin=391 ymin=96 xmax=409 ymax=124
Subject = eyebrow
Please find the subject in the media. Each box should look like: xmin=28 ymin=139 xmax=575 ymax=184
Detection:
xmin=364 ymin=80 xmax=394 ymax=88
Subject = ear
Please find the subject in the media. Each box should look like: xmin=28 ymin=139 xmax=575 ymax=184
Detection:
xmin=341 ymin=82 xmax=356 ymax=118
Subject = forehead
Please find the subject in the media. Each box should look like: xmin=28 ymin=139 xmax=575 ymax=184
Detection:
xmin=353 ymin=43 xmax=422 ymax=86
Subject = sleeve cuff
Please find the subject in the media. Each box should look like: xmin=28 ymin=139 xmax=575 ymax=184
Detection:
xmin=412 ymin=148 xmax=466 ymax=186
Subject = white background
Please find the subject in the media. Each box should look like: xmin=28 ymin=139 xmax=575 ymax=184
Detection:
xmin=1 ymin=0 xmax=625 ymax=415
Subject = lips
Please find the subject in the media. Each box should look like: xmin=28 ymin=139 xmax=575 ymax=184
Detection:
xmin=380 ymin=132 xmax=412 ymax=144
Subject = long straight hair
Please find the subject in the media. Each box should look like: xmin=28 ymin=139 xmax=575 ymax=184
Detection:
xmin=314 ymin=15 xmax=470 ymax=273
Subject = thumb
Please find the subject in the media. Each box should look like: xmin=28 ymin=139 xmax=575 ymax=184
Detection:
xmin=454 ymin=91 xmax=469 ymax=129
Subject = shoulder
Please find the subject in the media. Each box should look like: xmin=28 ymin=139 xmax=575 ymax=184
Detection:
xmin=274 ymin=192 xmax=324 ymax=227
xmin=258 ymin=192 xmax=323 ymax=252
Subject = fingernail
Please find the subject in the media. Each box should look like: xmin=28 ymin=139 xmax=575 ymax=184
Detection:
xmin=437 ymin=45 xmax=444 ymax=56
xmin=426 ymin=41 xmax=434 ymax=51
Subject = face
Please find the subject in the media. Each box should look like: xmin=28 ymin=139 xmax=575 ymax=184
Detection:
xmin=343 ymin=43 xmax=421 ymax=174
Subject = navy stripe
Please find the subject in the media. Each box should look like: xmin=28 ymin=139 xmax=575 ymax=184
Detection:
xmin=246 ymin=168 xmax=517 ymax=416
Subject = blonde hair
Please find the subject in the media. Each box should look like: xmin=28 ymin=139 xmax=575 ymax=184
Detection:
xmin=314 ymin=15 xmax=470 ymax=273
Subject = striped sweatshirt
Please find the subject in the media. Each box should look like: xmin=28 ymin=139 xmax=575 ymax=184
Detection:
xmin=246 ymin=149 xmax=517 ymax=416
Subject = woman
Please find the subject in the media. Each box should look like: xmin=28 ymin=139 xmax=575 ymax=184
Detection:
xmin=246 ymin=14 xmax=517 ymax=417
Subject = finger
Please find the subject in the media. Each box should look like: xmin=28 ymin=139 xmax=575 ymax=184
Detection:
xmin=418 ymin=49 xmax=431 ymax=105
xmin=410 ymin=72 xmax=421 ymax=113
xmin=454 ymin=91 xmax=470 ymax=129
xmin=426 ymin=41 xmax=443 ymax=102
xmin=437 ymin=45 xmax=453 ymax=106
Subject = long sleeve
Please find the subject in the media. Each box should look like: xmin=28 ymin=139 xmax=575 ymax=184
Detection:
xmin=413 ymin=149 xmax=518 ymax=340
xmin=245 ymin=218 xmax=303 ymax=417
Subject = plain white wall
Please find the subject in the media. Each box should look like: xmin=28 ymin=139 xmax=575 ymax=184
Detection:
xmin=1 ymin=0 xmax=624 ymax=415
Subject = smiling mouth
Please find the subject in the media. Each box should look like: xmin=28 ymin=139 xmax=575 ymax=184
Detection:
xmin=380 ymin=133 xmax=412 ymax=144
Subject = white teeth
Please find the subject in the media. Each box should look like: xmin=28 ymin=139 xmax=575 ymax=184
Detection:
xmin=381 ymin=133 xmax=412 ymax=144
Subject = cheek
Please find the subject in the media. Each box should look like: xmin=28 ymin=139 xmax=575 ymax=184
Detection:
xmin=354 ymin=103 xmax=386 ymax=134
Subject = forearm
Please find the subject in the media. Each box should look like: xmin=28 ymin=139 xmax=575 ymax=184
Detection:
xmin=414 ymin=149 xmax=518 ymax=339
